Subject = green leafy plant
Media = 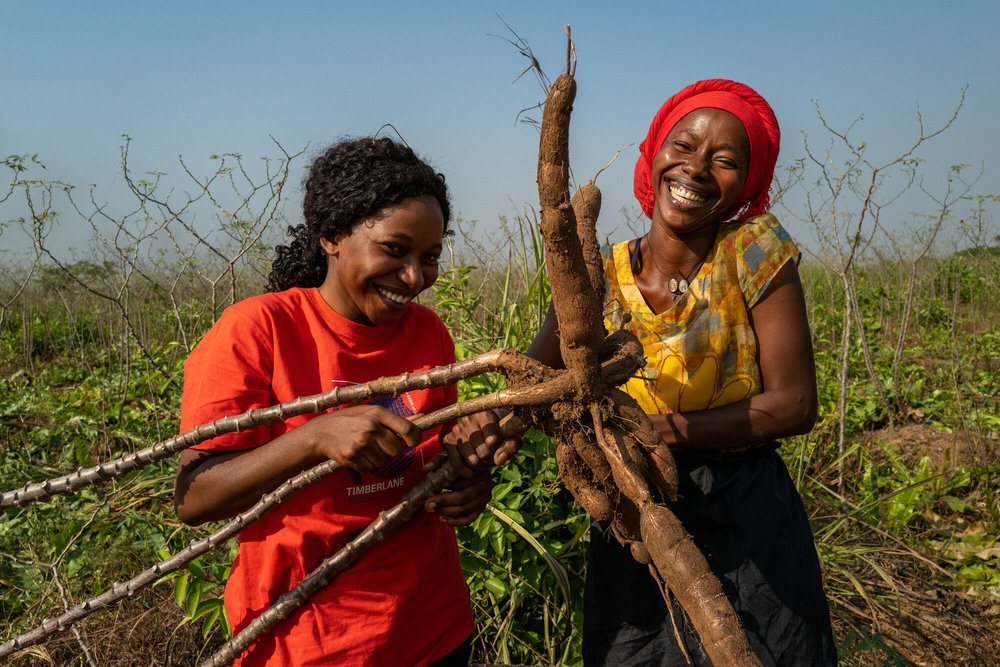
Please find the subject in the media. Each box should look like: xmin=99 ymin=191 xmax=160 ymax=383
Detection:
xmin=158 ymin=549 xmax=234 ymax=641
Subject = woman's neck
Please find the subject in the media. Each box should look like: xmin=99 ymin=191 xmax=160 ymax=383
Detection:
xmin=646 ymin=222 xmax=718 ymax=269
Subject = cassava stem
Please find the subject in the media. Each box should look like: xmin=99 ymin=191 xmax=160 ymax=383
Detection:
xmin=0 ymin=348 xmax=547 ymax=509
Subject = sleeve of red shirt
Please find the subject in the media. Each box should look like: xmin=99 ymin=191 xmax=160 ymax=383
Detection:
xmin=181 ymin=303 xmax=276 ymax=452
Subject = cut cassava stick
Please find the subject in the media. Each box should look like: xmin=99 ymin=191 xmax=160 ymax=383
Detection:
xmin=0 ymin=457 xmax=345 ymax=660
xmin=0 ymin=348 xmax=548 ymax=510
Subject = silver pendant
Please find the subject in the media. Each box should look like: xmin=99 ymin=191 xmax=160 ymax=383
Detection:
xmin=668 ymin=278 xmax=679 ymax=293
xmin=678 ymin=279 xmax=689 ymax=294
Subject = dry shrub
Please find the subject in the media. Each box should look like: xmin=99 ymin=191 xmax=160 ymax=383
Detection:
xmin=6 ymin=588 xmax=222 ymax=667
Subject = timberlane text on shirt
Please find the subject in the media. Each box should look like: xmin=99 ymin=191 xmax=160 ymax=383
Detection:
xmin=346 ymin=476 xmax=407 ymax=497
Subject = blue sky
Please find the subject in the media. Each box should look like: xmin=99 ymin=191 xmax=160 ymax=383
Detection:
xmin=2 ymin=1 xmax=998 ymax=256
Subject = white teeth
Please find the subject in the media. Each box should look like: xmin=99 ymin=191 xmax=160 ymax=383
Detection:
xmin=670 ymin=184 xmax=707 ymax=204
xmin=375 ymin=286 xmax=411 ymax=305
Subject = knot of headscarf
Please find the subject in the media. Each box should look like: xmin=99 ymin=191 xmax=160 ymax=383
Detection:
xmin=633 ymin=79 xmax=780 ymax=222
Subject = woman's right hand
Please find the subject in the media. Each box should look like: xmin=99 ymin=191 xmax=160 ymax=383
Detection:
xmin=304 ymin=405 xmax=423 ymax=472
xmin=175 ymin=404 xmax=422 ymax=525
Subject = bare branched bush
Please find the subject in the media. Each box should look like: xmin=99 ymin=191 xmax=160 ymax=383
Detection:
xmin=2 ymin=138 xmax=305 ymax=374
xmin=775 ymin=89 xmax=998 ymax=491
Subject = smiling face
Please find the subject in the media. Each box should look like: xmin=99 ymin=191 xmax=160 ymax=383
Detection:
xmin=318 ymin=195 xmax=444 ymax=326
xmin=650 ymin=107 xmax=750 ymax=237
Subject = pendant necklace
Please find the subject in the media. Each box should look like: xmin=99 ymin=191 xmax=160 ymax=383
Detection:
xmin=644 ymin=233 xmax=710 ymax=297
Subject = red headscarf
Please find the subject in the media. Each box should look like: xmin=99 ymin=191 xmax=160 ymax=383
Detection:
xmin=633 ymin=79 xmax=780 ymax=222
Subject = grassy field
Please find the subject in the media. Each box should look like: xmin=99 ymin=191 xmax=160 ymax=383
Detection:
xmin=0 ymin=221 xmax=997 ymax=666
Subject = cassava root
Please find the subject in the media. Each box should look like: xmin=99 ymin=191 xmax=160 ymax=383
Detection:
xmin=530 ymin=28 xmax=763 ymax=666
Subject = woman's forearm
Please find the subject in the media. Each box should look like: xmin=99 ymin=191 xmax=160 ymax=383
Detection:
xmin=653 ymin=262 xmax=818 ymax=450
xmin=649 ymin=384 xmax=817 ymax=450
xmin=174 ymin=427 xmax=326 ymax=525
xmin=174 ymin=405 xmax=423 ymax=525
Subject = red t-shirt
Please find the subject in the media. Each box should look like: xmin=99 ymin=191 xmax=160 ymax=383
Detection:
xmin=180 ymin=287 xmax=473 ymax=666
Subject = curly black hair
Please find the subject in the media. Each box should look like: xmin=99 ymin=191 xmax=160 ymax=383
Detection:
xmin=266 ymin=137 xmax=451 ymax=292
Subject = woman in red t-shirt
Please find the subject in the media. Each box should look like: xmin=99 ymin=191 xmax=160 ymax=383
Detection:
xmin=174 ymin=138 xmax=489 ymax=666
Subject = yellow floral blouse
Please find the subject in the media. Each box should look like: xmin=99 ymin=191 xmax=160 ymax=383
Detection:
xmin=604 ymin=213 xmax=799 ymax=416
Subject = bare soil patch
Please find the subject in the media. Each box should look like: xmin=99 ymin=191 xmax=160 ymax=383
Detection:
xmin=863 ymin=423 xmax=998 ymax=471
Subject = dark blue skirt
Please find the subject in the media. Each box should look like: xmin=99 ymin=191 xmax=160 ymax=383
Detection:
xmin=583 ymin=444 xmax=837 ymax=666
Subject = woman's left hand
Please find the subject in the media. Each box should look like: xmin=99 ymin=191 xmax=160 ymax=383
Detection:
xmin=423 ymin=454 xmax=493 ymax=526
xmin=443 ymin=410 xmax=521 ymax=479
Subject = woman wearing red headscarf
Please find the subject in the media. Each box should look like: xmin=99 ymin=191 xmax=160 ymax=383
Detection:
xmin=450 ymin=79 xmax=837 ymax=665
